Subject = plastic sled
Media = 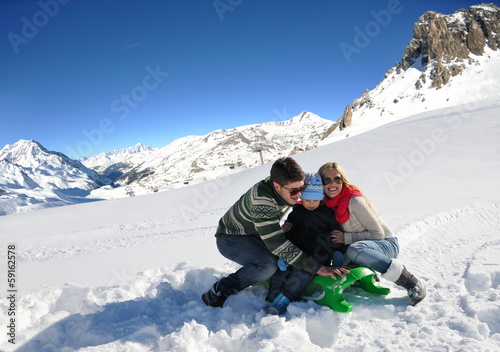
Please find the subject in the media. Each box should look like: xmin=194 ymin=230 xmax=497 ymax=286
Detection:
xmin=310 ymin=266 xmax=390 ymax=313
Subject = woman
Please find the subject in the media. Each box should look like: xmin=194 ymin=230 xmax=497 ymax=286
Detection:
xmin=318 ymin=162 xmax=426 ymax=306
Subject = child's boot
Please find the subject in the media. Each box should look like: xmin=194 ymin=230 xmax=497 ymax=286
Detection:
xmin=266 ymin=292 xmax=291 ymax=315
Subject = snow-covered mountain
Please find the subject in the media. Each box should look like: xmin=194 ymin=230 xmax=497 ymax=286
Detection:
xmin=80 ymin=143 xmax=158 ymax=181
xmin=3 ymin=4 xmax=500 ymax=216
xmin=0 ymin=113 xmax=333 ymax=214
xmin=0 ymin=140 xmax=111 ymax=215
xmin=106 ymin=111 xmax=333 ymax=192
xmin=324 ymin=3 xmax=500 ymax=142
xmin=0 ymin=140 xmax=110 ymax=189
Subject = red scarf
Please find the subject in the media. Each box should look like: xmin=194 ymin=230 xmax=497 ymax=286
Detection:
xmin=325 ymin=186 xmax=363 ymax=223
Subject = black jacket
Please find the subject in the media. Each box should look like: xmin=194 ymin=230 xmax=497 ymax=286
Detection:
xmin=285 ymin=204 xmax=347 ymax=266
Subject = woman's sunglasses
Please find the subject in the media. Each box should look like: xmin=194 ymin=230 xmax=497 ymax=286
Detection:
xmin=322 ymin=177 xmax=342 ymax=185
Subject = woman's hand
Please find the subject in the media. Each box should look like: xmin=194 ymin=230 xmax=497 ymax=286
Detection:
xmin=316 ymin=265 xmax=350 ymax=279
xmin=282 ymin=221 xmax=293 ymax=232
xmin=331 ymin=230 xmax=345 ymax=243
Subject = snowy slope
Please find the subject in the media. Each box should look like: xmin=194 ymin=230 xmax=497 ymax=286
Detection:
xmin=1 ymin=100 xmax=499 ymax=352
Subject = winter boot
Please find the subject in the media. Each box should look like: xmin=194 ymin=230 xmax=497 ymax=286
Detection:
xmin=266 ymin=292 xmax=291 ymax=315
xmin=201 ymin=281 xmax=236 ymax=308
xmin=382 ymin=260 xmax=426 ymax=306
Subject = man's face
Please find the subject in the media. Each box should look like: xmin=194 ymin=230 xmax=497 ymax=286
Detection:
xmin=273 ymin=180 xmax=305 ymax=204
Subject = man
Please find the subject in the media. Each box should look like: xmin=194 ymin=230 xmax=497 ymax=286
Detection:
xmin=202 ymin=157 xmax=348 ymax=308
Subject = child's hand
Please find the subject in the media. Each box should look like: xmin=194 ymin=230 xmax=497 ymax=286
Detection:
xmin=282 ymin=221 xmax=293 ymax=232
xmin=331 ymin=230 xmax=345 ymax=243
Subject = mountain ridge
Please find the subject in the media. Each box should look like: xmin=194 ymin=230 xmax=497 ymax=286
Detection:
xmin=2 ymin=4 xmax=500 ymax=215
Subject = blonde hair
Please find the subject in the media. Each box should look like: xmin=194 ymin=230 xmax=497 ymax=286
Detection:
xmin=318 ymin=162 xmax=378 ymax=212
xmin=318 ymin=162 xmax=358 ymax=191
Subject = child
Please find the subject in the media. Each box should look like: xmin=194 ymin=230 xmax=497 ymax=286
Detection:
xmin=266 ymin=173 xmax=349 ymax=315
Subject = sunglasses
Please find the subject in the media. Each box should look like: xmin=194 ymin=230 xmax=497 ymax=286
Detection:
xmin=281 ymin=184 xmax=307 ymax=196
xmin=322 ymin=177 xmax=342 ymax=185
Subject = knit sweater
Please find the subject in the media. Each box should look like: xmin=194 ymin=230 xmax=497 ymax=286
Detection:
xmin=216 ymin=177 xmax=322 ymax=275
xmin=341 ymin=196 xmax=394 ymax=244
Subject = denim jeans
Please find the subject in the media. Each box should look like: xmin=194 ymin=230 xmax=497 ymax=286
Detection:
xmin=266 ymin=267 xmax=314 ymax=302
xmin=345 ymin=237 xmax=400 ymax=273
xmin=216 ymin=234 xmax=279 ymax=292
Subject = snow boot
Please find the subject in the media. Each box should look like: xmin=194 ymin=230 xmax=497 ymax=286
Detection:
xmin=266 ymin=292 xmax=291 ymax=315
xmin=382 ymin=260 xmax=426 ymax=306
xmin=201 ymin=281 xmax=236 ymax=308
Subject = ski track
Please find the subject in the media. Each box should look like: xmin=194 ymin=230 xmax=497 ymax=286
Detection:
xmin=17 ymin=208 xmax=227 ymax=263
xmin=2 ymin=202 xmax=500 ymax=352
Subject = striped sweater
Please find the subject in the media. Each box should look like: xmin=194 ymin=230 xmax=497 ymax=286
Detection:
xmin=217 ymin=177 xmax=322 ymax=275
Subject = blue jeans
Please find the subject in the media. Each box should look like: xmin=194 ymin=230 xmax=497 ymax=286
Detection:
xmin=216 ymin=234 xmax=279 ymax=292
xmin=345 ymin=237 xmax=400 ymax=273
xmin=266 ymin=267 xmax=314 ymax=302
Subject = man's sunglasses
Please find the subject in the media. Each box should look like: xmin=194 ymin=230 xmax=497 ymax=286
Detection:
xmin=281 ymin=184 xmax=307 ymax=196
xmin=322 ymin=177 xmax=342 ymax=185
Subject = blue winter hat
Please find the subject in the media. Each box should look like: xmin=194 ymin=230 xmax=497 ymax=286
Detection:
xmin=301 ymin=173 xmax=324 ymax=200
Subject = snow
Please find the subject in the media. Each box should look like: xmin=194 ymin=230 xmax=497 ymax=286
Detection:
xmin=322 ymin=46 xmax=500 ymax=146
xmin=1 ymin=99 xmax=499 ymax=351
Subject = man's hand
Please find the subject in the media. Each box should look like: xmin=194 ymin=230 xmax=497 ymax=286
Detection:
xmin=316 ymin=265 xmax=350 ymax=279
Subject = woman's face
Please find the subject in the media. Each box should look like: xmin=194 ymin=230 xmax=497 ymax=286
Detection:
xmin=322 ymin=169 xmax=343 ymax=199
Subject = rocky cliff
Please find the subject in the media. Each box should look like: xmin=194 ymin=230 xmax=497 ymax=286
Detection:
xmin=331 ymin=3 xmax=500 ymax=132
xmin=402 ymin=3 xmax=500 ymax=89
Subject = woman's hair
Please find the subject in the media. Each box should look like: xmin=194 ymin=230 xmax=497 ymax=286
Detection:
xmin=318 ymin=162 xmax=379 ymax=213
xmin=270 ymin=157 xmax=305 ymax=185
xmin=317 ymin=162 xmax=357 ymax=191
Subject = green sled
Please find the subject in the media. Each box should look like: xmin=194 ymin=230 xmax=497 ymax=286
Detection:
xmin=309 ymin=266 xmax=390 ymax=313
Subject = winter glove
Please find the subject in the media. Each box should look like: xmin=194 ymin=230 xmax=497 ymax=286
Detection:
xmin=277 ymin=258 xmax=289 ymax=271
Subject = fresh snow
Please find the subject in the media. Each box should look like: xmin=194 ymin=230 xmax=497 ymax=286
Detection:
xmin=322 ymin=45 xmax=500 ymax=145
xmin=1 ymin=100 xmax=499 ymax=351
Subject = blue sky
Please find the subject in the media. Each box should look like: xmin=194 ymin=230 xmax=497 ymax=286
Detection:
xmin=0 ymin=0 xmax=487 ymax=158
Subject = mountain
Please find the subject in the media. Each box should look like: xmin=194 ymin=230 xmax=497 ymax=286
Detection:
xmin=80 ymin=143 xmax=158 ymax=181
xmin=3 ymin=4 xmax=500 ymax=216
xmin=0 ymin=139 xmax=110 ymax=189
xmin=0 ymin=158 xmax=40 ymax=190
xmin=86 ymin=111 xmax=334 ymax=193
xmin=0 ymin=113 xmax=332 ymax=215
xmin=325 ymin=3 xmax=500 ymax=140
xmin=0 ymin=140 xmax=111 ymax=215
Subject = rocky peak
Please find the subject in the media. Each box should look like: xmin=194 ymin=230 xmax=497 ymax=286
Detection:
xmin=401 ymin=3 xmax=500 ymax=88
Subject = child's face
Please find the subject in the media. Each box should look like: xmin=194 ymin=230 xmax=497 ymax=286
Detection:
xmin=302 ymin=199 xmax=320 ymax=211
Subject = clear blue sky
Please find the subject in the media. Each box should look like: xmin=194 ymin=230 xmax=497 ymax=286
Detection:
xmin=0 ymin=0 xmax=488 ymax=158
